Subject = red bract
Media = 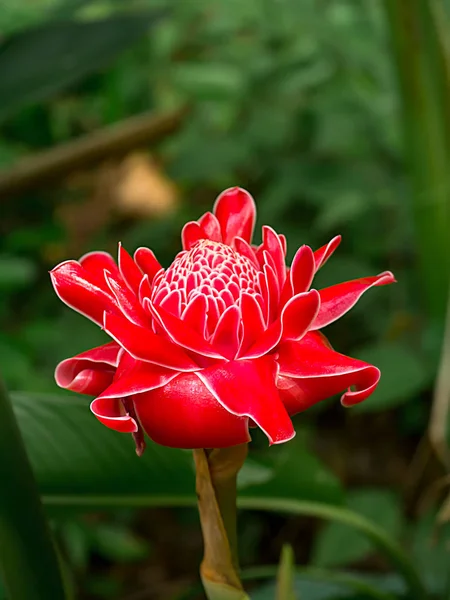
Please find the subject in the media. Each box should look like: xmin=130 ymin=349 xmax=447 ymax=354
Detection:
xmin=51 ymin=187 xmax=395 ymax=452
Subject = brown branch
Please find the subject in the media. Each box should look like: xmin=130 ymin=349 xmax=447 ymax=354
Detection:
xmin=0 ymin=106 xmax=188 ymax=198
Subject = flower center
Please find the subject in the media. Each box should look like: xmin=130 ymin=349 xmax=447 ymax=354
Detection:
xmin=152 ymin=240 xmax=263 ymax=335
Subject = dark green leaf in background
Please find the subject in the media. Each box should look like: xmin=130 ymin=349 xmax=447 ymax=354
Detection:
xmin=0 ymin=12 xmax=163 ymax=122
xmin=312 ymin=489 xmax=403 ymax=568
xmin=352 ymin=342 xmax=431 ymax=412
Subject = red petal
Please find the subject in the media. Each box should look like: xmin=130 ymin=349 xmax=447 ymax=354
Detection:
xmin=55 ymin=342 xmax=121 ymax=395
xmin=133 ymin=373 xmax=250 ymax=448
xmin=281 ymin=289 xmax=320 ymax=341
xmin=138 ymin=274 xmax=152 ymax=304
xmin=277 ymin=332 xmax=380 ymax=409
xmin=198 ymin=212 xmax=222 ymax=242
xmin=197 ymin=357 xmax=295 ymax=445
xmin=312 ymin=271 xmax=396 ymax=330
xmin=182 ymin=221 xmax=205 ymax=250
xmin=213 ymin=187 xmax=256 ymax=245
xmin=98 ymin=359 xmax=177 ymax=399
xmin=314 ymin=235 xmax=341 ymax=272
xmin=234 ymin=237 xmax=260 ymax=268
xmin=104 ymin=271 xmax=149 ymax=326
xmin=134 ymin=247 xmax=163 ymax=284
xmin=50 ymin=260 xmax=118 ymax=326
xmin=242 ymin=319 xmax=283 ymax=359
xmin=118 ymin=243 xmax=143 ymax=295
xmin=103 ymin=312 xmax=198 ymax=371
xmin=239 ymin=292 xmax=265 ymax=354
xmin=211 ymin=305 xmax=241 ymax=359
xmin=146 ymin=300 xmax=223 ymax=360
xmin=79 ymin=251 xmax=121 ymax=292
xmin=261 ymin=226 xmax=285 ymax=285
xmin=90 ymin=397 xmax=138 ymax=433
xmin=182 ymin=294 xmax=208 ymax=337
xmin=290 ymin=245 xmax=315 ymax=295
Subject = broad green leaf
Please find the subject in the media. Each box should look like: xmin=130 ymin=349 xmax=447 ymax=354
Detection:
xmin=11 ymin=392 xmax=195 ymax=502
xmin=0 ymin=13 xmax=162 ymax=121
xmin=312 ymin=489 xmax=403 ymax=568
xmin=12 ymin=392 xmax=342 ymax=507
xmin=352 ymin=342 xmax=430 ymax=412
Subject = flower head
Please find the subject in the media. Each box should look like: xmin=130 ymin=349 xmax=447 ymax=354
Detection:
xmin=51 ymin=187 xmax=395 ymax=452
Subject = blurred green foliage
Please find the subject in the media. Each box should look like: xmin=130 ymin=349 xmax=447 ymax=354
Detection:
xmin=1 ymin=0 xmax=450 ymax=598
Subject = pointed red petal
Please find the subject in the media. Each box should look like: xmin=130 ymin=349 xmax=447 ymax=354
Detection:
xmin=314 ymin=235 xmax=342 ymax=272
xmin=312 ymin=271 xmax=396 ymax=330
xmin=261 ymin=226 xmax=285 ymax=285
xmin=50 ymin=260 xmax=118 ymax=325
xmin=146 ymin=300 xmax=223 ymax=360
xmin=182 ymin=294 xmax=208 ymax=337
xmin=79 ymin=251 xmax=121 ymax=291
xmin=197 ymin=357 xmax=295 ymax=445
xmin=118 ymin=243 xmax=143 ymax=295
xmin=290 ymin=245 xmax=315 ymax=295
xmin=239 ymin=292 xmax=265 ymax=355
xmin=90 ymin=397 xmax=138 ymax=433
xmin=211 ymin=305 xmax=241 ymax=360
xmin=104 ymin=272 xmax=149 ymax=327
xmin=281 ymin=289 xmax=320 ymax=341
xmin=198 ymin=212 xmax=222 ymax=242
xmin=182 ymin=221 xmax=205 ymax=250
xmin=103 ymin=312 xmax=198 ymax=371
xmin=242 ymin=319 xmax=283 ymax=359
xmin=234 ymin=237 xmax=259 ymax=267
xmin=134 ymin=247 xmax=163 ymax=284
xmin=277 ymin=332 xmax=380 ymax=410
xmin=213 ymin=187 xmax=256 ymax=245
xmin=133 ymin=373 xmax=251 ymax=448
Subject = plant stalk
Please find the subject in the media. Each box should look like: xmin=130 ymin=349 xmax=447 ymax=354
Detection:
xmin=193 ymin=445 xmax=249 ymax=600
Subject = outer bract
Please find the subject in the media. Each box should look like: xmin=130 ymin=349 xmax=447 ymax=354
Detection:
xmin=51 ymin=187 xmax=395 ymax=451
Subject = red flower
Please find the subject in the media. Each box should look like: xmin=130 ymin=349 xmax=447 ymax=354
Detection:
xmin=51 ymin=188 xmax=395 ymax=452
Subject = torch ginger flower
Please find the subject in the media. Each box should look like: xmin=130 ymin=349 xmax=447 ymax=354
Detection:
xmin=51 ymin=188 xmax=395 ymax=452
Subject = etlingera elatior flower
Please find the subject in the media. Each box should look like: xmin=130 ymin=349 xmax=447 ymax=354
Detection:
xmin=51 ymin=188 xmax=395 ymax=452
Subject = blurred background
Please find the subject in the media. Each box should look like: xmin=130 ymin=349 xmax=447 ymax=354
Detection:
xmin=1 ymin=0 xmax=450 ymax=598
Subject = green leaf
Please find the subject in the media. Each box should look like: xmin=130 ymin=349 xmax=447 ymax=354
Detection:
xmin=249 ymin=568 xmax=402 ymax=600
xmin=0 ymin=380 xmax=66 ymax=599
xmin=410 ymin=511 xmax=450 ymax=595
xmin=12 ymin=392 xmax=195 ymax=502
xmin=0 ymin=13 xmax=162 ymax=121
xmin=241 ymin=439 xmax=344 ymax=505
xmin=312 ymin=489 xmax=403 ymax=568
xmin=171 ymin=63 xmax=246 ymax=100
xmin=252 ymin=577 xmax=351 ymax=600
xmin=352 ymin=342 xmax=430 ymax=412
xmin=89 ymin=523 xmax=150 ymax=562
xmin=0 ymin=255 xmax=37 ymax=290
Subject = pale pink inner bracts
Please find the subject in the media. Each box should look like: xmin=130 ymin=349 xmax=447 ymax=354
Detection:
xmin=51 ymin=187 xmax=395 ymax=452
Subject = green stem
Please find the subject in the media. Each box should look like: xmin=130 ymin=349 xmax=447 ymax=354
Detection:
xmin=193 ymin=447 xmax=249 ymax=599
xmin=0 ymin=377 xmax=66 ymax=600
